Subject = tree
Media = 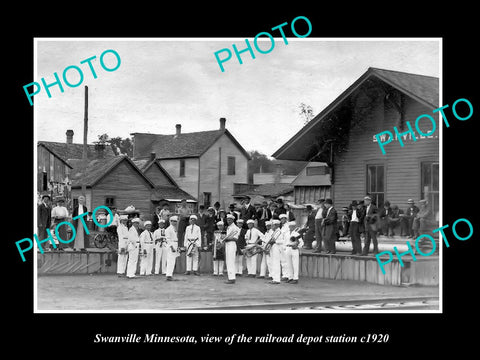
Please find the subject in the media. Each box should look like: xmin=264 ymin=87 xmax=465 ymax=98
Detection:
xmin=247 ymin=150 xmax=275 ymax=183
xmin=299 ymin=102 xmax=315 ymax=125
xmin=95 ymin=133 xmax=133 ymax=157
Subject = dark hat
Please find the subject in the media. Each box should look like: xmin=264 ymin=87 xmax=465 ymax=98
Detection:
xmin=244 ymin=195 xmax=251 ymax=200
xmin=384 ymin=200 xmax=390 ymax=206
xmin=318 ymin=198 xmax=325 ymax=203
xmin=351 ymin=200 xmax=358 ymax=206
xmin=229 ymin=203 xmax=236 ymax=208
xmin=306 ymin=204 xmax=313 ymax=210
xmin=325 ymin=198 xmax=333 ymax=205
xmin=41 ymin=193 xmax=51 ymax=200
xmin=359 ymin=200 xmax=365 ymax=205
xmin=276 ymin=198 xmax=283 ymax=204
xmin=214 ymin=201 xmax=221 ymax=207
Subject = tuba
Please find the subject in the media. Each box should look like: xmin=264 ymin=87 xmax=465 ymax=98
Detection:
xmin=264 ymin=229 xmax=281 ymax=255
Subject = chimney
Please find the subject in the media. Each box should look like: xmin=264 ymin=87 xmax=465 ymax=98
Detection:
xmin=175 ymin=124 xmax=181 ymax=136
xmin=95 ymin=143 xmax=105 ymax=159
xmin=66 ymin=129 xmax=74 ymax=144
xmin=150 ymin=152 xmax=156 ymax=161
xmin=219 ymin=117 xmax=226 ymax=131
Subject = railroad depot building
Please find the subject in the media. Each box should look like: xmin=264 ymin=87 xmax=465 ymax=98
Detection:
xmin=273 ymin=67 xmax=440 ymax=231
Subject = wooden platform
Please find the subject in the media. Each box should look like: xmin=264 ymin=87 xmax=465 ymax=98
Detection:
xmin=37 ymin=243 xmax=439 ymax=286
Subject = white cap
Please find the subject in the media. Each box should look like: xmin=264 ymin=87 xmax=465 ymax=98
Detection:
xmin=169 ymin=215 xmax=179 ymax=222
xmin=279 ymin=214 xmax=287 ymax=219
xmin=272 ymin=219 xmax=281 ymax=225
xmin=247 ymin=219 xmax=255 ymax=225
xmin=288 ymin=221 xmax=296 ymax=227
xmin=131 ymin=218 xmax=141 ymax=223
xmin=119 ymin=215 xmax=128 ymax=221
xmin=237 ymin=218 xmax=244 ymax=223
xmin=189 ymin=215 xmax=197 ymax=220
xmin=265 ymin=221 xmax=272 ymax=226
xmin=216 ymin=221 xmax=224 ymax=226
xmin=143 ymin=220 xmax=152 ymax=226
xmin=158 ymin=219 xmax=165 ymax=223
xmin=226 ymin=214 xmax=235 ymax=220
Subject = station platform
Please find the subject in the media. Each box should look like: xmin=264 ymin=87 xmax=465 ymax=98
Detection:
xmin=37 ymin=235 xmax=439 ymax=287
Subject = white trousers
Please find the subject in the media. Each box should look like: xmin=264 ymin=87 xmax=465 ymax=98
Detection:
xmin=260 ymin=253 xmax=272 ymax=277
xmin=285 ymin=247 xmax=300 ymax=280
xmin=165 ymin=247 xmax=178 ymax=277
xmin=270 ymin=244 xmax=282 ymax=282
xmin=139 ymin=243 xmax=154 ymax=275
xmin=126 ymin=247 xmax=139 ymax=278
xmin=117 ymin=253 xmax=128 ymax=274
xmin=213 ymin=260 xmax=224 ymax=275
xmin=235 ymin=254 xmax=244 ymax=274
xmin=224 ymin=241 xmax=237 ymax=280
xmin=280 ymin=246 xmax=290 ymax=279
xmin=154 ymin=244 xmax=167 ymax=274
xmin=246 ymin=254 xmax=257 ymax=275
xmin=186 ymin=247 xmax=199 ymax=271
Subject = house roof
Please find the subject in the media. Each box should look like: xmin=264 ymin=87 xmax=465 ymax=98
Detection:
xmin=132 ymin=129 xmax=251 ymax=160
xmin=38 ymin=141 xmax=116 ymax=163
xmin=235 ymin=183 xmax=294 ymax=198
xmin=272 ymin=67 xmax=439 ymax=161
xmin=151 ymin=185 xmax=197 ymax=202
xmin=69 ymin=155 xmax=155 ymax=188
xmin=291 ymin=161 xmax=331 ymax=186
xmin=132 ymin=158 xmax=180 ymax=187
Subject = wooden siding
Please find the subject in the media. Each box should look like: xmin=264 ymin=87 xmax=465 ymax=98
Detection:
xmin=92 ymin=160 xmax=153 ymax=216
xmin=144 ymin=163 xmax=174 ymax=186
xmin=159 ymin=158 xmax=199 ymax=199
xmin=199 ymin=133 xmax=249 ymax=208
xmin=37 ymin=145 xmax=70 ymax=191
xmin=333 ymin=92 xmax=439 ymax=218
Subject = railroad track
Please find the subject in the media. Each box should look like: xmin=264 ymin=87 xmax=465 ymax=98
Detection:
xmin=186 ymin=296 xmax=439 ymax=311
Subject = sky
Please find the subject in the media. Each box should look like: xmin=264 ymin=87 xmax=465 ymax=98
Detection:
xmin=35 ymin=38 xmax=440 ymax=157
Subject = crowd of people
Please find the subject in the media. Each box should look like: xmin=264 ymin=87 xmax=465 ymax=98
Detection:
xmin=38 ymin=192 xmax=434 ymax=283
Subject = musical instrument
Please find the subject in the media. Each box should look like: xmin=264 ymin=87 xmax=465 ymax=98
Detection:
xmin=213 ymin=230 xmax=226 ymax=258
xmin=185 ymin=238 xmax=198 ymax=257
xmin=264 ymin=229 xmax=282 ymax=255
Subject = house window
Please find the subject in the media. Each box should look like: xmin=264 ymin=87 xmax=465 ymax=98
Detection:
xmin=179 ymin=159 xmax=185 ymax=177
xmin=421 ymin=161 xmax=439 ymax=222
xmin=306 ymin=166 xmax=328 ymax=176
xmin=227 ymin=156 xmax=236 ymax=175
xmin=366 ymin=164 xmax=385 ymax=208
xmin=105 ymin=197 xmax=115 ymax=207
xmin=203 ymin=192 xmax=211 ymax=208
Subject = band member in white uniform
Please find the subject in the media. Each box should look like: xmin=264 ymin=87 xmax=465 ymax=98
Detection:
xmin=116 ymin=215 xmax=129 ymax=277
xmin=212 ymin=221 xmax=226 ymax=276
xmin=244 ymin=219 xmax=264 ymax=277
xmin=153 ymin=219 xmax=168 ymax=275
xmin=279 ymin=214 xmax=291 ymax=281
xmin=267 ymin=219 xmax=283 ymax=284
xmin=224 ymin=214 xmax=240 ymax=284
xmin=259 ymin=220 xmax=273 ymax=279
xmin=126 ymin=218 xmax=141 ymax=278
xmin=165 ymin=216 xmax=180 ymax=281
xmin=184 ymin=215 xmax=202 ymax=275
xmin=139 ymin=221 xmax=155 ymax=276
xmin=285 ymin=221 xmax=304 ymax=284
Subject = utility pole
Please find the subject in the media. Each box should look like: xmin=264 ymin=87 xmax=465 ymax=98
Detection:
xmin=81 ymin=85 xmax=88 ymax=198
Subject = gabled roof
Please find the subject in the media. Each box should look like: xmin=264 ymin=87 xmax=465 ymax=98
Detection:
xmin=69 ymin=155 xmax=155 ymax=188
xmin=132 ymin=158 xmax=179 ymax=187
xmin=37 ymin=143 xmax=73 ymax=169
xmin=235 ymin=183 xmax=294 ymax=198
xmin=38 ymin=141 xmax=116 ymax=163
xmin=132 ymin=129 xmax=251 ymax=160
xmin=272 ymin=67 xmax=439 ymax=160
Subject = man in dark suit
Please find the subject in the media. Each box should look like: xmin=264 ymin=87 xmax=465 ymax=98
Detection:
xmin=37 ymin=193 xmax=52 ymax=246
xmin=284 ymin=203 xmax=296 ymax=222
xmin=256 ymin=201 xmax=272 ymax=233
xmin=303 ymin=204 xmax=316 ymax=250
xmin=362 ymin=196 xmax=379 ymax=255
xmin=240 ymin=196 xmax=256 ymax=229
xmin=274 ymin=198 xmax=287 ymax=218
xmin=322 ymin=199 xmax=337 ymax=254
xmin=348 ymin=200 xmax=364 ymax=255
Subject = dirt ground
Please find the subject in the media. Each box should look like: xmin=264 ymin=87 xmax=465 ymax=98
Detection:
xmin=36 ymin=273 xmax=439 ymax=311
